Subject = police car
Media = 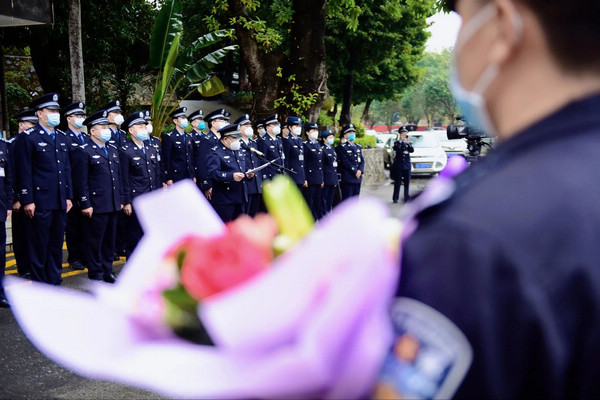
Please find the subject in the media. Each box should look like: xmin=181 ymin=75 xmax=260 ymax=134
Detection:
xmin=407 ymin=132 xmax=447 ymax=175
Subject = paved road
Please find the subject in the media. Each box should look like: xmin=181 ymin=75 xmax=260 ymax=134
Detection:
xmin=0 ymin=177 xmax=431 ymax=399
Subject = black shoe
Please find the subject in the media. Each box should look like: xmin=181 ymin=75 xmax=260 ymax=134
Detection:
xmin=69 ymin=261 xmax=85 ymax=271
xmin=0 ymin=298 xmax=9 ymax=308
xmin=113 ymin=254 xmax=120 ymax=261
xmin=392 ymin=200 xmax=398 ymax=204
xmin=19 ymin=272 xmax=32 ymax=280
xmin=103 ymin=273 xmax=117 ymax=284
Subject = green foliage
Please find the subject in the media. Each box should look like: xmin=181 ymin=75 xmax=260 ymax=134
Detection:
xmin=273 ymin=69 xmax=319 ymax=120
xmin=317 ymin=111 xmax=335 ymax=126
xmin=149 ymin=0 xmax=237 ymax=134
xmin=355 ymin=135 xmax=376 ymax=148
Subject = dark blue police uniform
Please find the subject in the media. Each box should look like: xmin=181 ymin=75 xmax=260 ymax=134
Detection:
xmin=72 ymin=111 xmax=123 ymax=282
xmin=14 ymin=94 xmax=73 ymax=285
xmin=10 ymin=109 xmax=38 ymax=279
xmin=161 ymin=128 xmax=194 ymax=183
xmin=240 ymin=138 xmax=263 ymax=216
xmin=62 ymin=102 xmax=90 ymax=269
xmin=391 ymin=136 xmax=414 ymax=203
xmin=336 ymin=136 xmax=364 ymax=200
xmin=206 ymin=125 xmax=249 ymax=222
xmin=195 ymin=108 xmax=230 ymax=194
xmin=320 ymin=130 xmax=339 ymax=216
xmin=256 ymin=115 xmax=285 ymax=182
xmin=143 ymin=110 xmax=165 ymax=186
xmin=285 ymin=135 xmax=306 ymax=188
xmin=397 ymin=94 xmax=600 ymax=398
xmin=303 ymin=135 xmax=324 ymax=220
xmin=0 ymin=138 xmax=14 ymax=306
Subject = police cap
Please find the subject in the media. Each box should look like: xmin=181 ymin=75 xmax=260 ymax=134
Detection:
xmin=102 ymin=100 xmax=122 ymax=113
xmin=305 ymin=122 xmax=319 ymax=131
xmin=256 ymin=118 xmax=265 ymax=129
xmin=218 ymin=124 xmax=242 ymax=138
xmin=169 ymin=107 xmax=188 ymax=119
xmin=13 ymin=109 xmax=39 ymax=123
xmin=188 ymin=109 xmax=204 ymax=122
xmin=399 ymin=128 xmax=408 ymax=133
xmin=144 ymin=110 xmax=152 ymax=122
xmin=264 ymin=114 xmax=280 ymax=126
xmin=83 ymin=110 xmax=110 ymax=127
xmin=61 ymin=102 xmax=86 ymax=116
xmin=123 ymin=111 xmax=147 ymax=129
xmin=321 ymin=129 xmax=334 ymax=139
xmin=287 ymin=116 xmax=302 ymax=126
xmin=341 ymin=124 xmax=357 ymax=136
xmin=31 ymin=93 xmax=60 ymax=110
xmin=235 ymin=114 xmax=252 ymax=126
xmin=205 ymin=108 xmax=228 ymax=122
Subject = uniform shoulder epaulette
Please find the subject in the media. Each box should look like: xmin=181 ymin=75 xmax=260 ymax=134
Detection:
xmin=211 ymin=145 xmax=218 ymax=151
xmin=0 ymin=136 xmax=14 ymax=144
xmin=56 ymin=128 xmax=67 ymax=136
xmin=24 ymin=127 xmax=34 ymax=135
xmin=79 ymin=143 xmax=89 ymax=149
xmin=107 ymin=143 xmax=118 ymax=150
xmin=356 ymin=143 xmax=363 ymax=148
xmin=121 ymin=144 xmax=130 ymax=151
xmin=164 ymin=131 xmax=172 ymax=137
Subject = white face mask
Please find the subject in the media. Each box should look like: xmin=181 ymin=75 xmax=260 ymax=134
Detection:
xmin=135 ymin=128 xmax=149 ymax=141
xmin=113 ymin=114 xmax=125 ymax=126
xmin=450 ymin=4 xmax=522 ymax=136
xmin=73 ymin=117 xmax=85 ymax=129
xmin=213 ymin=120 xmax=225 ymax=130
xmin=272 ymin=126 xmax=281 ymax=135
xmin=244 ymin=126 xmax=254 ymax=137
xmin=309 ymin=131 xmax=319 ymax=141
xmin=292 ymin=126 xmax=302 ymax=136
xmin=146 ymin=124 xmax=153 ymax=134
xmin=98 ymin=128 xmax=112 ymax=143
xmin=229 ymin=139 xmax=241 ymax=151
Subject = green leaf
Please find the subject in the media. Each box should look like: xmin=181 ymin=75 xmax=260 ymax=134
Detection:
xmin=160 ymin=33 xmax=181 ymax=99
xmin=183 ymin=45 xmax=238 ymax=83
xmin=149 ymin=0 xmax=183 ymax=68
xmin=162 ymin=284 xmax=213 ymax=345
xmin=177 ymin=29 xmax=234 ymax=69
xmin=192 ymin=75 xmax=226 ymax=97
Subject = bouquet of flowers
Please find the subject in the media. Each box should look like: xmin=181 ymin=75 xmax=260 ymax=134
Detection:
xmin=7 ymin=176 xmax=403 ymax=399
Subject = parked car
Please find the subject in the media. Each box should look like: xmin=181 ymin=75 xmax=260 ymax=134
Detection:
xmin=408 ymin=132 xmax=448 ymax=175
xmin=375 ymin=133 xmax=397 ymax=149
xmin=430 ymin=129 xmax=469 ymax=159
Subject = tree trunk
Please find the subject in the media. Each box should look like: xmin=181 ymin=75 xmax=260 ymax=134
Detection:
xmin=339 ymin=72 xmax=354 ymax=127
xmin=361 ymin=98 xmax=373 ymax=126
xmin=289 ymin=0 xmax=328 ymax=122
xmin=68 ymin=0 xmax=85 ymax=102
xmin=0 ymin=43 xmax=8 ymax=136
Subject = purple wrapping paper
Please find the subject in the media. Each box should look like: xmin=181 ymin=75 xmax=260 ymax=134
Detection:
xmin=6 ymin=180 xmax=400 ymax=399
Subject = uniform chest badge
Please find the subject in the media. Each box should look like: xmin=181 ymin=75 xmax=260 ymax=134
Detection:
xmin=92 ymin=155 xmax=101 ymax=159
xmin=38 ymin=142 xmax=47 ymax=147
xmin=133 ymin=157 xmax=141 ymax=161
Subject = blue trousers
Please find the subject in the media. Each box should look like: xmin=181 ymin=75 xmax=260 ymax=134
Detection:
xmin=245 ymin=194 xmax=261 ymax=217
xmin=83 ymin=211 xmax=118 ymax=280
xmin=340 ymin=182 xmax=361 ymax=201
xmin=12 ymin=208 xmax=30 ymax=276
xmin=213 ymin=204 xmax=243 ymax=223
xmin=304 ymin=184 xmax=323 ymax=221
xmin=66 ymin=204 xmax=86 ymax=264
xmin=321 ymin=185 xmax=336 ymax=216
xmin=26 ymin=209 xmax=67 ymax=286
xmin=0 ymin=220 xmax=7 ymax=299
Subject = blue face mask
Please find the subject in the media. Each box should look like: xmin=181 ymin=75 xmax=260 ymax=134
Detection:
xmin=327 ymin=138 xmax=334 ymax=146
xmin=197 ymin=121 xmax=206 ymax=130
xmin=259 ymin=129 xmax=266 ymax=137
xmin=73 ymin=117 xmax=85 ymax=129
xmin=98 ymin=128 xmax=112 ymax=143
xmin=348 ymin=133 xmax=356 ymax=142
xmin=450 ymin=4 xmax=522 ymax=136
xmin=46 ymin=112 xmax=61 ymax=128
xmin=135 ymin=128 xmax=149 ymax=142
xmin=179 ymin=118 xmax=189 ymax=130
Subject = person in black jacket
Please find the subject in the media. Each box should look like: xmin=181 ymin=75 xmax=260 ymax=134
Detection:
xmin=395 ymin=0 xmax=600 ymax=398
xmin=73 ymin=110 xmax=123 ymax=283
xmin=320 ymin=130 xmax=339 ymax=216
xmin=390 ymin=128 xmax=414 ymax=203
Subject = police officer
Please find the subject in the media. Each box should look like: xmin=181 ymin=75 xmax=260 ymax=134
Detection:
xmin=283 ymin=116 xmax=306 ymax=191
xmin=120 ymin=111 xmax=161 ymax=257
xmin=11 ymin=109 xmax=38 ymax=279
xmin=236 ymin=114 xmax=263 ymax=216
xmin=256 ymin=119 xmax=266 ymax=138
xmin=391 ymin=128 xmax=414 ymax=203
xmin=102 ymin=100 xmax=127 ymax=148
xmin=335 ymin=124 xmax=364 ymax=200
xmin=303 ymin=122 xmax=324 ymax=220
xmin=72 ymin=110 xmax=123 ymax=283
xmin=196 ymin=108 xmax=230 ymax=200
xmin=144 ymin=110 xmax=165 ymax=187
xmin=61 ymin=102 xmax=89 ymax=270
xmin=161 ymin=107 xmax=195 ymax=185
xmin=256 ymin=114 xmax=285 ymax=182
xmin=102 ymin=100 xmax=127 ymax=259
xmin=206 ymin=124 xmax=255 ymax=222
xmin=320 ymin=130 xmax=339 ymax=216
xmin=14 ymin=93 xmax=73 ymax=286
xmin=0 ymin=133 xmax=13 ymax=307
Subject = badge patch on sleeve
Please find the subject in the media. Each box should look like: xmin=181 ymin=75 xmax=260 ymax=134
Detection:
xmin=373 ymin=297 xmax=473 ymax=400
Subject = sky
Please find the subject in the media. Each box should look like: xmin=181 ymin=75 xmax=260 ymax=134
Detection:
xmin=426 ymin=11 xmax=462 ymax=53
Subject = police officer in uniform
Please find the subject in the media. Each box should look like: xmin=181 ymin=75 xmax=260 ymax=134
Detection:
xmin=144 ymin=110 xmax=165 ymax=187
xmin=11 ymin=109 xmax=38 ymax=279
xmin=391 ymin=128 xmax=414 ymax=203
xmin=0 ymin=134 xmax=13 ymax=307
xmin=120 ymin=111 xmax=161 ymax=257
xmin=61 ymin=102 xmax=89 ymax=270
xmin=256 ymin=114 xmax=285 ymax=182
xmin=102 ymin=100 xmax=127 ymax=258
xmin=335 ymin=124 xmax=364 ymax=200
xmin=236 ymin=114 xmax=262 ymax=216
xmin=161 ymin=107 xmax=195 ymax=185
xmin=283 ymin=116 xmax=306 ymax=191
xmin=73 ymin=110 xmax=123 ymax=283
xmin=196 ymin=108 xmax=230 ymax=200
xmin=320 ymin=129 xmax=339 ymax=216
xmin=206 ymin=124 xmax=255 ymax=222
xmin=256 ymin=119 xmax=266 ymax=138
xmin=303 ymin=122 xmax=324 ymax=220
xmin=14 ymin=93 xmax=73 ymax=286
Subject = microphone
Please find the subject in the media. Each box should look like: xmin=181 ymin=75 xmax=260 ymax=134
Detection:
xmin=249 ymin=146 xmax=265 ymax=157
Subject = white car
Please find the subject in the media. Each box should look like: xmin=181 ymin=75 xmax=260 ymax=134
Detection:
xmin=407 ymin=132 xmax=448 ymax=175
xmin=430 ymin=129 xmax=469 ymax=159
xmin=375 ymin=133 xmax=397 ymax=149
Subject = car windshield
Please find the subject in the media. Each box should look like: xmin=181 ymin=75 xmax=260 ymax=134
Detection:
xmin=410 ymin=134 xmax=439 ymax=148
xmin=431 ymin=131 xmax=449 ymax=142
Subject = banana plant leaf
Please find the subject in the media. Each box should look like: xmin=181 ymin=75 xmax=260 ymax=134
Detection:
xmin=194 ymin=75 xmax=227 ymax=97
xmin=149 ymin=0 xmax=183 ymax=68
xmin=176 ymin=29 xmax=235 ymax=69
xmin=183 ymin=45 xmax=238 ymax=83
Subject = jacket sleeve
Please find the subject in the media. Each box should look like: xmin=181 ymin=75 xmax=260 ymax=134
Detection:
xmin=336 ymin=144 xmax=356 ymax=174
xmin=207 ymin=151 xmax=234 ymax=183
xmin=161 ymin=134 xmax=173 ymax=181
xmin=72 ymin=148 xmax=91 ymax=210
xmin=14 ymin=134 xmax=34 ymax=205
xmin=5 ymin=144 xmax=13 ymax=209
xmin=119 ymin=150 xmax=131 ymax=205
xmin=64 ymin=139 xmax=73 ymax=200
